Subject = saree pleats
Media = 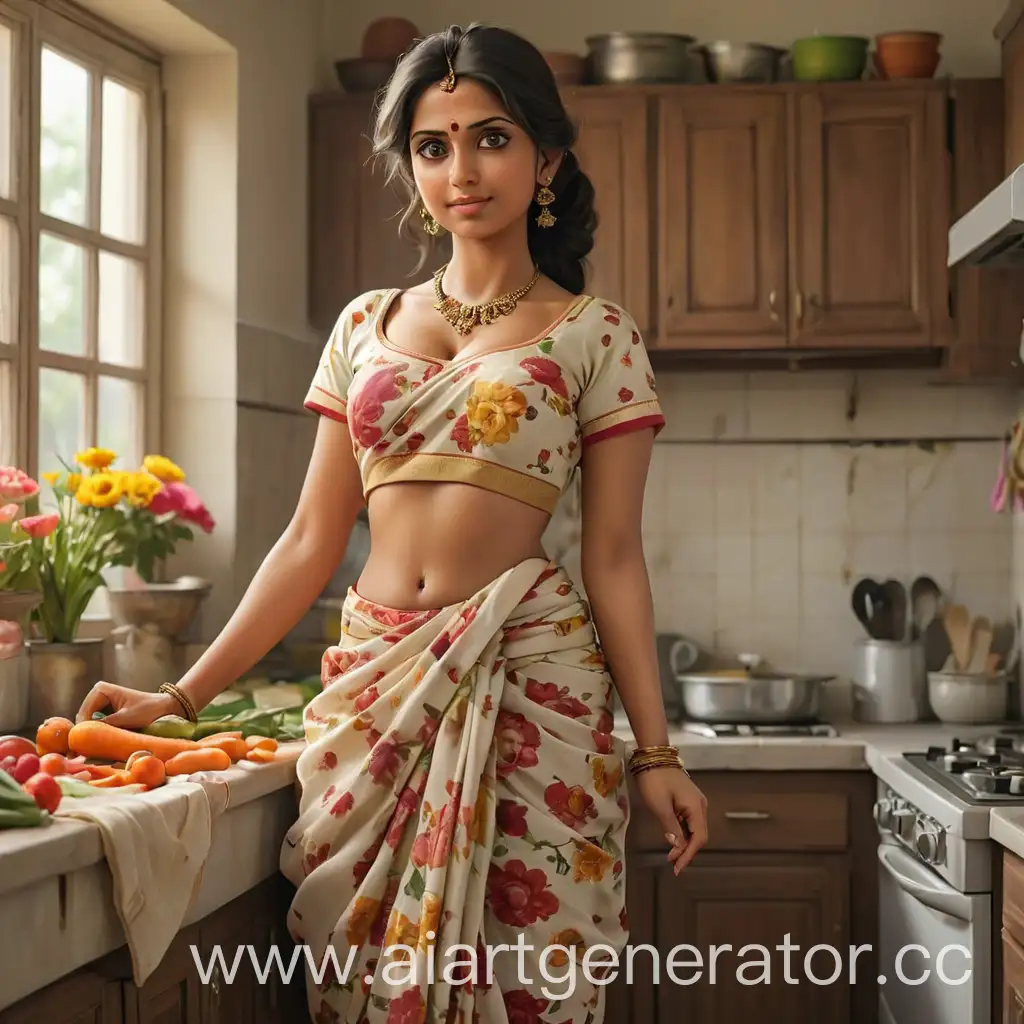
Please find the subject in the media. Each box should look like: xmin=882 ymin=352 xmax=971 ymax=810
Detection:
xmin=280 ymin=557 xmax=630 ymax=1024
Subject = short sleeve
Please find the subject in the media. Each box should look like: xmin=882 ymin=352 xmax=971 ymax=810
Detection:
xmin=303 ymin=292 xmax=380 ymax=422
xmin=577 ymin=303 xmax=665 ymax=447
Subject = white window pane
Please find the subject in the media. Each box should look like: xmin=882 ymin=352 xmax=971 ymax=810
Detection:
xmin=101 ymin=78 xmax=145 ymax=244
xmin=40 ymin=47 xmax=90 ymax=226
xmin=0 ymin=23 xmax=13 ymax=199
xmin=0 ymin=215 xmax=16 ymax=346
xmin=0 ymin=359 xmax=13 ymax=464
xmin=39 ymin=232 xmax=85 ymax=355
xmin=37 ymin=366 xmax=85 ymax=478
xmin=98 ymin=251 xmax=143 ymax=366
xmin=97 ymin=375 xmax=141 ymax=468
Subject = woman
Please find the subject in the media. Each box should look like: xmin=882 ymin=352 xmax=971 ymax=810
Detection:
xmin=76 ymin=23 xmax=708 ymax=1024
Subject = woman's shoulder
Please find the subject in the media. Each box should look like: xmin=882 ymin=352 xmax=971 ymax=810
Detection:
xmin=558 ymin=294 xmax=645 ymax=343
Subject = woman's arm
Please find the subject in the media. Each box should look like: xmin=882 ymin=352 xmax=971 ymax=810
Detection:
xmin=578 ymin=428 xmax=668 ymax=747
xmin=170 ymin=415 xmax=364 ymax=713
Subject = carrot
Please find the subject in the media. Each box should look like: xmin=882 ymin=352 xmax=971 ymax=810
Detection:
xmin=89 ymin=769 xmax=132 ymax=788
xmin=197 ymin=735 xmax=247 ymax=761
xmin=164 ymin=747 xmax=232 ymax=776
xmin=199 ymin=731 xmax=243 ymax=743
xmin=68 ymin=721 xmax=201 ymax=763
xmin=72 ymin=770 xmax=92 ymax=781
xmin=245 ymin=747 xmax=277 ymax=764
xmin=245 ymin=736 xmax=277 ymax=752
xmin=127 ymin=754 xmax=166 ymax=789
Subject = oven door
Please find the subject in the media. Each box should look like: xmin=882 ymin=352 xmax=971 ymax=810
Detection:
xmin=877 ymin=844 xmax=990 ymax=1024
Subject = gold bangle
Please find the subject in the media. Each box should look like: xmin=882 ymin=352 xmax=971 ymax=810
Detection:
xmin=627 ymin=744 xmax=685 ymax=777
xmin=159 ymin=682 xmax=198 ymax=724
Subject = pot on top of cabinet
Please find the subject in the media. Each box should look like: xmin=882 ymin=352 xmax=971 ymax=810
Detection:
xmin=585 ymin=32 xmax=698 ymax=84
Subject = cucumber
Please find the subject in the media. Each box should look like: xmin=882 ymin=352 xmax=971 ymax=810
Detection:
xmin=0 ymin=804 xmax=44 ymax=828
xmin=143 ymin=716 xmax=196 ymax=740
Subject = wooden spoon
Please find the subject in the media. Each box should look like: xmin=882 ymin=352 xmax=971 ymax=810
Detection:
xmin=943 ymin=604 xmax=972 ymax=670
xmin=968 ymin=616 xmax=993 ymax=673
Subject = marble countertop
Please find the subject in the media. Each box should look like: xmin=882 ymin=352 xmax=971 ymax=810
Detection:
xmin=991 ymin=809 xmax=1024 ymax=861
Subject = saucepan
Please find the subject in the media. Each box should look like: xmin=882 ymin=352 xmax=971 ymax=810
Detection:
xmin=675 ymin=654 xmax=834 ymax=724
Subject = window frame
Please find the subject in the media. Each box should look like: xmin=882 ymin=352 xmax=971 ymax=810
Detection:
xmin=0 ymin=0 xmax=162 ymax=476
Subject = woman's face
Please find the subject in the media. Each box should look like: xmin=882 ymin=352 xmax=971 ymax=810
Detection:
xmin=409 ymin=78 xmax=558 ymax=240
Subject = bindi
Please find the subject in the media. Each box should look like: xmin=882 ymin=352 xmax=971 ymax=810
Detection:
xmin=449 ymin=121 xmax=459 ymax=132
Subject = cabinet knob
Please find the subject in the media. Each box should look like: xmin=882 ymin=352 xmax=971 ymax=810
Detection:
xmin=768 ymin=290 xmax=779 ymax=321
xmin=724 ymin=810 xmax=771 ymax=820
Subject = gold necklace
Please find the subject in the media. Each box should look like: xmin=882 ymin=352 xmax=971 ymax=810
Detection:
xmin=432 ymin=264 xmax=540 ymax=336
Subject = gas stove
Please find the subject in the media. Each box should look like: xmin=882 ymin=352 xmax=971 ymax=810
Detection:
xmin=680 ymin=720 xmax=838 ymax=739
xmin=905 ymin=733 xmax=1024 ymax=802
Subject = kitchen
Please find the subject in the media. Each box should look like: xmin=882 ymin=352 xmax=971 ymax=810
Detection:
xmin=1 ymin=0 xmax=1024 ymax=1022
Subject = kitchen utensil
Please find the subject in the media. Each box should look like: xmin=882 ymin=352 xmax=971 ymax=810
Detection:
xmin=943 ymin=603 xmax=972 ymax=670
xmin=909 ymin=576 xmax=941 ymax=639
xmin=543 ymin=51 xmax=586 ymax=85
xmin=656 ymin=632 xmax=704 ymax=721
xmin=872 ymin=32 xmax=941 ymax=79
xmin=881 ymin=579 xmax=908 ymax=642
xmin=968 ymin=616 xmax=994 ymax=673
xmin=585 ymin=32 xmax=698 ymax=84
xmin=334 ymin=58 xmax=395 ymax=93
xmin=675 ymin=658 xmax=834 ymax=724
xmin=790 ymin=35 xmax=869 ymax=81
xmin=927 ymin=670 xmax=1008 ymax=724
xmin=690 ymin=41 xmax=787 ymax=83
xmin=360 ymin=17 xmax=420 ymax=61
xmin=851 ymin=639 xmax=927 ymax=723
xmin=852 ymin=577 xmax=891 ymax=638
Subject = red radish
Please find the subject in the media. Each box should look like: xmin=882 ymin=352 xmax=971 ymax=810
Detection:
xmin=22 ymin=772 xmax=61 ymax=813
xmin=0 ymin=737 xmax=36 ymax=761
xmin=0 ymin=755 xmax=16 ymax=774
xmin=10 ymin=753 xmax=40 ymax=783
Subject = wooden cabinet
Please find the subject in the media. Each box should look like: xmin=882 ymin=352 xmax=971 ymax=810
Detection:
xmin=0 ymin=876 xmax=305 ymax=1024
xmin=606 ymin=771 xmax=878 ymax=1023
xmin=998 ymin=1 xmax=1024 ymax=173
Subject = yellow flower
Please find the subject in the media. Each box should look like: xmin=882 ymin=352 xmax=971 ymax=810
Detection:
xmin=547 ymin=928 xmax=585 ymax=967
xmin=465 ymin=381 xmax=528 ymax=446
xmin=66 ymin=472 xmax=81 ymax=494
xmin=75 ymin=472 xmax=123 ymax=508
xmin=417 ymin=892 xmax=442 ymax=953
xmin=125 ymin=472 xmax=162 ymax=508
xmin=384 ymin=910 xmax=418 ymax=961
xmin=42 ymin=472 xmax=59 ymax=485
xmin=75 ymin=447 xmax=117 ymax=471
xmin=142 ymin=454 xmax=184 ymax=483
xmin=571 ymin=838 xmax=613 ymax=884
xmin=345 ymin=895 xmax=380 ymax=947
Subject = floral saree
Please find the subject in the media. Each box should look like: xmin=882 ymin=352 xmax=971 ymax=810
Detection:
xmin=279 ymin=557 xmax=630 ymax=1024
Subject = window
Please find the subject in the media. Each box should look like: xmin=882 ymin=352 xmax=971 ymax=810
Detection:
xmin=0 ymin=0 xmax=161 ymax=487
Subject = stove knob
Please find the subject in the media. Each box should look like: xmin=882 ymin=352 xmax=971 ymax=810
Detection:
xmin=873 ymin=800 xmax=893 ymax=828
xmin=916 ymin=830 xmax=939 ymax=862
xmin=891 ymin=809 xmax=916 ymax=839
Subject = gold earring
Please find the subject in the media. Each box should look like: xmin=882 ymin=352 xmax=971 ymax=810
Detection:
xmin=535 ymin=180 xmax=556 ymax=229
xmin=420 ymin=205 xmax=441 ymax=236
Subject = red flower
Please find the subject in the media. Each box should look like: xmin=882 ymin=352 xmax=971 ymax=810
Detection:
xmin=487 ymin=859 xmax=559 ymax=928
xmin=329 ymin=791 xmax=354 ymax=817
xmin=618 ymin=387 xmax=634 ymax=403
xmin=15 ymin=512 xmax=59 ymax=539
xmin=544 ymin=780 xmax=597 ymax=829
xmin=505 ymin=989 xmax=549 ymax=1024
xmin=385 ymin=785 xmax=421 ymax=850
xmin=385 ymin=987 xmax=425 ymax=1024
xmin=368 ymin=734 xmax=404 ymax=786
xmin=449 ymin=413 xmax=472 ymax=452
xmin=303 ymin=842 xmax=330 ymax=876
xmin=496 ymin=799 xmax=528 ymax=837
xmin=494 ymin=710 xmax=541 ymax=777
xmin=349 ymin=364 xmax=406 ymax=448
xmin=592 ymin=730 xmax=613 ymax=754
xmin=353 ymin=685 xmax=380 ymax=713
xmin=318 ymin=751 xmax=338 ymax=771
xmin=149 ymin=482 xmax=215 ymax=532
xmin=524 ymin=679 xmax=589 ymax=718
xmin=519 ymin=356 xmax=568 ymax=398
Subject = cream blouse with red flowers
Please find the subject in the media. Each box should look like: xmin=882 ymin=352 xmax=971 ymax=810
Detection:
xmin=304 ymin=288 xmax=665 ymax=514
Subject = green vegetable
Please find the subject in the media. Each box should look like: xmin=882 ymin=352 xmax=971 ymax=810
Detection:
xmin=143 ymin=716 xmax=196 ymax=740
xmin=56 ymin=776 xmax=100 ymax=798
xmin=0 ymin=769 xmax=46 ymax=828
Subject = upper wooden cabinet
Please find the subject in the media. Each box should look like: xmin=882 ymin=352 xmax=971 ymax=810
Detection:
xmin=308 ymin=79 xmax=1024 ymax=378
xmin=999 ymin=0 xmax=1024 ymax=172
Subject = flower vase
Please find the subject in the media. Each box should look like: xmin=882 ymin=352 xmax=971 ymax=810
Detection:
xmin=26 ymin=638 xmax=105 ymax=726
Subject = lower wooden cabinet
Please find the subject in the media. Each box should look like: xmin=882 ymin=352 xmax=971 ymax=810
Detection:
xmin=606 ymin=771 xmax=878 ymax=1023
xmin=0 ymin=875 xmax=307 ymax=1024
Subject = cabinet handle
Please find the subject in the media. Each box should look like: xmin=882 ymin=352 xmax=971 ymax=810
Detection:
xmin=768 ymin=290 xmax=779 ymax=321
xmin=794 ymin=290 xmax=804 ymax=324
xmin=724 ymin=810 xmax=772 ymax=821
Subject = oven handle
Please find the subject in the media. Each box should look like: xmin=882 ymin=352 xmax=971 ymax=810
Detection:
xmin=877 ymin=845 xmax=974 ymax=923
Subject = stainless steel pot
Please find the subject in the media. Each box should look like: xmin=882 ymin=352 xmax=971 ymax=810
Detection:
xmin=586 ymin=32 xmax=697 ymax=84
xmin=691 ymin=41 xmax=787 ymax=83
xmin=676 ymin=668 xmax=834 ymax=723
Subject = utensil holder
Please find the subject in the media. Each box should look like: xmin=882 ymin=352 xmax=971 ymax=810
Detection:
xmin=851 ymin=639 xmax=927 ymax=723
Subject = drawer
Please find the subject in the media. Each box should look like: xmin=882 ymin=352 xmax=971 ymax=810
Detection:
xmin=626 ymin=775 xmax=850 ymax=852
xmin=1004 ymin=851 xmax=1024 ymax=949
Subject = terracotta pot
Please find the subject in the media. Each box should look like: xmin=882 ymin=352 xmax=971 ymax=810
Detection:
xmin=360 ymin=17 xmax=420 ymax=62
xmin=873 ymin=32 xmax=942 ymax=79
xmin=27 ymin=638 xmax=104 ymax=726
xmin=544 ymin=51 xmax=586 ymax=86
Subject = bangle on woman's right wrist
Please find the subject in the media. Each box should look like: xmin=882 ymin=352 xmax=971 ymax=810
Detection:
xmin=158 ymin=682 xmax=199 ymax=723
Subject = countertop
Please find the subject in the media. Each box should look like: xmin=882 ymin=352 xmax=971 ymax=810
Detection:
xmin=991 ymin=809 xmax=1024 ymax=861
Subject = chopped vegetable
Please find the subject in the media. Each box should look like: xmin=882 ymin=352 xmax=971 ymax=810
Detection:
xmin=68 ymin=720 xmax=201 ymax=762
xmin=56 ymin=776 xmax=101 ymax=798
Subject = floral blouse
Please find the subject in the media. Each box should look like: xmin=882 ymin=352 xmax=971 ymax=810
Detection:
xmin=304 ymin=289 xmax=665 ymax=513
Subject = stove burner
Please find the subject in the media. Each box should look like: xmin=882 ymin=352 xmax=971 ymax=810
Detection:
xmin=681 ymin=721 xmax=838 ymax=739
xmin=961 ymin=766 xmax=1024 ymax=795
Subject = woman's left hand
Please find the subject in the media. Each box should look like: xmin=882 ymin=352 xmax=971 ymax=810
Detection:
xmin=634 ymin=766 xmax=708 ymax=876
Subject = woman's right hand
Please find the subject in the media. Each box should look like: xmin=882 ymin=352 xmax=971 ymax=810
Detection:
xmin=75 ymin=681 xmax=181 ymax=729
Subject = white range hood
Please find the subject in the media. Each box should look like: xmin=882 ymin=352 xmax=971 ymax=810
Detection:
xmin=947 ymin=162 xmax=1024 ymax=267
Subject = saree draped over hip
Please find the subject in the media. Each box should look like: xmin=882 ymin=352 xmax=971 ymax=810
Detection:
xmin=279 ymin=557 xmax=630 ymax=1024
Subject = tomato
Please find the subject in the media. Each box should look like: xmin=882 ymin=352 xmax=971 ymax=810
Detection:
xmin=38 ymin=753 xmax=68 ymax=776
xmin=0 ymin=736 xmax=37 ymax=761
xmin=10 ymin=753 xmax=40 ymax=783
xmin=22 ymin=773 xmax=61 ymax=813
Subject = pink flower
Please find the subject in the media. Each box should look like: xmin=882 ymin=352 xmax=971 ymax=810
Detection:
xmin=16 ymin=513 xmax=59 ymax=539
xmin=0 ymin=468 xmax=38 ymax=502
xmin=0 ymin=504 xmax=18 ymax=523
xmin=149 ymin=482 xmax=215 ymax=532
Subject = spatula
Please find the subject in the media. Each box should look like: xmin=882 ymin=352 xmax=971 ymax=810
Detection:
xmin=943 ymin=603 xmax=972 ymax=671
xmin=967 ymin=616 xmax=993 ymax=673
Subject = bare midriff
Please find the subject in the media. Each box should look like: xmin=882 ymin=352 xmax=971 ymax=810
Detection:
xmin=356 ymin=480 xmax=551 ymax=610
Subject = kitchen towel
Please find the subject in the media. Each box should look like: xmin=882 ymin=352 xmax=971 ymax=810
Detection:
xmin=54 ymin=781 xmax=213 ymax=985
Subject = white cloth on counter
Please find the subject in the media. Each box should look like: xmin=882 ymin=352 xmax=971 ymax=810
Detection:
xmin=53 ymin=781 xmax=213 ymax=986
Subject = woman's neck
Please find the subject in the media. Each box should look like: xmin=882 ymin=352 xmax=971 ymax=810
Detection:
xmin=441 ymin=226 xmax=536 ymax=304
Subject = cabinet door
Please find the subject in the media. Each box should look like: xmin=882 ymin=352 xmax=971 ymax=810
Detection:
xmin=656 ymin=90 xmax=789 ymax=348
xmin=0 ymin=969 xmax=122 ymax=1024
xmin=123 ymin=926 xmax=203 ymax=1024
xmin=308 ymin=97 xmax=444 ymax=332
xmin=1004 ymin=928 xmax=1024 ymax=1023
xmin=655 ymin=857 xmax=850 ymax=1023
xmin=791 ymin=82 xmax=949 ymax=349
xmin=1003 ymin=17 xmax=1024 ymax=174
xmin=563 ymin=92 xmax=652 ymax=332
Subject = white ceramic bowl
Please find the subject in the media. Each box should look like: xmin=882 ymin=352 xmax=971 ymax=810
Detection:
xmin=927 ymin=670 xmax=1008 ymax=724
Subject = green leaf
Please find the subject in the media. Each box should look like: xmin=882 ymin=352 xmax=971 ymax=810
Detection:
xmin=538 ymin=339 xmax=554 ymax=353
xmin=492 ymin=844 xmax=508 ymax=857
xmin=404 ymin=868 xmax=426 ymax=901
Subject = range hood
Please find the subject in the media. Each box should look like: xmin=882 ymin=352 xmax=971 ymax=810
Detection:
xmin=948 ymin=162 xmax=1024 ymax=268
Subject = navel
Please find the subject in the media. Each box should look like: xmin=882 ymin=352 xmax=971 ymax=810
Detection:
xmin=417 ymin=576 xmax=426 ymax=592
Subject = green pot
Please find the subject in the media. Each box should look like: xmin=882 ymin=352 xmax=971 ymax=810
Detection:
xmin=791 ymin=35 xmax=869 ymax=81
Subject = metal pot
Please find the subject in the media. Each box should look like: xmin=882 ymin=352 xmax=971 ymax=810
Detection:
xmin=676 ymin=668 xmax=834 ymax=723
xmin=585 ymin=32 xmax=698 ymax=84
xmin=691 ymin=41 xmax=788 ymax=83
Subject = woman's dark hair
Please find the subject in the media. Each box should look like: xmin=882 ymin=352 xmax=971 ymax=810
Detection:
xmin=372 ymin=24 xmax=597 ymax=295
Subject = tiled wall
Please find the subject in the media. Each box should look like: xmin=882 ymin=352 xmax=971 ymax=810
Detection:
xmin=545 ymin=369 xmax=1019 ymax=716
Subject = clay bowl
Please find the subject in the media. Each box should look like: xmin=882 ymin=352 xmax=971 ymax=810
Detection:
xmin=543 ymin=51 xmax=586 ymax=86
xmin=360 ymin=17 xmax=420 ymax=62
xmin=873 ymin=31 xmax=942 ymax=78
xmin=335 ymin=58 xmax=395 ymax=93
